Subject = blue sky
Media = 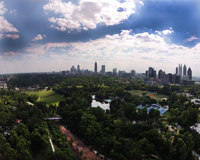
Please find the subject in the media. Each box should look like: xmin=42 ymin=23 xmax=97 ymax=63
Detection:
xmin=0 ymin=0 xmax=200 ymax=76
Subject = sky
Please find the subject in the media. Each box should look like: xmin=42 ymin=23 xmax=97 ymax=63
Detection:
xmin=0 ymin=0 xmax=200 ymax=76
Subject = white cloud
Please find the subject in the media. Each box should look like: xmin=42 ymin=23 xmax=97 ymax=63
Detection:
xmin=139 ymin=1 xmax=144 ymax=5
xmin=185 ymin=36 xmax=199 ymax=42
xmin=0 ymin=16 xmax=19 ymax=32
xmin=14 ymin=29 xmax=200 ymax=75
xmin=162 ymin=29 xmax=174 ymax=35
xmin=0 ymin=1 xmax=7 ymax=15
xmin=32 ymin=34 xmax=43 ymax=41
xmin=155 ymin=28 xmax=174 ymax=35
xmin=4 ymin=34 xmax=19 ymax=40
xmin=44 ymin=0 xmax=136 ymax=31
xmin=25 ymin=42 xmax=70 ymax=55
xmin=0 ymin=2 xmax=19 ymax=34
xmin=3 ymin=51 xmax=20 ymax=57
xmin=10 ymin=9 xmax=17 ymax=15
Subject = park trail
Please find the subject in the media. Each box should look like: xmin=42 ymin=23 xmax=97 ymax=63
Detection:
xmin=57 ymin=123 xmax=102 ymax=160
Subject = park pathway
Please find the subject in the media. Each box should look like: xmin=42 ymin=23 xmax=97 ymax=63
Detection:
xmin=57 ymin=123 xmax=102 ymax=160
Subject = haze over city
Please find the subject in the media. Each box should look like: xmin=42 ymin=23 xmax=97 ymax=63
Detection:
xmin=0 ymin=0 xmax=200 ymax=76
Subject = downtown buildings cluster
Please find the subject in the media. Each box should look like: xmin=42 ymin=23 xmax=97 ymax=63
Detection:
xmin=65 ymin=61 xmax=136 ymax=77
xmin=64 ymin=62 xmax=194 ymax=85
xmin=144 ymin=64 xmax=194 ymax=85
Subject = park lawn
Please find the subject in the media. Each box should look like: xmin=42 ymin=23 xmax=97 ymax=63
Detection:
xmin=68 ymin=85 xmax=83 ymax=88
xmin=128 ymin=90 xmax=168 ymax=101
xmin=26 ymin=90 xmax=64 ymax=105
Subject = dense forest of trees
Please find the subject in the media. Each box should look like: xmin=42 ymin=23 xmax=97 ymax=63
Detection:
xmin=0 ymin=90 xmax=75 ymax=160
xmin=2 ymin=74 xmax=200 ymax=159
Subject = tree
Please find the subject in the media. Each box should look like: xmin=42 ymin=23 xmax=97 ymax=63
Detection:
xmin=3 ymin=146 xmax=18 ymax=160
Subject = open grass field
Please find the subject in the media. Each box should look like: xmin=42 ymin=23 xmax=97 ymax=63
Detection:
xmin=26 ymin=90 xmax=64 ymax=105
xmin=128 ymin=90 xmax=169 ymax=101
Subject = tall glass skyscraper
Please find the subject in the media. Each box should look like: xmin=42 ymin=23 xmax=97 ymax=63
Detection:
xmin=94 ymin=61 xmax=97 ymax=72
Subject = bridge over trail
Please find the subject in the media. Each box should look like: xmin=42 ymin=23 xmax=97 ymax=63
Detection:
xmin=44 ymin=117 xmax=62 ymax=120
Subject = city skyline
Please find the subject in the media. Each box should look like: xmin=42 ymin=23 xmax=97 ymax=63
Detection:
xmin=68 ymin=62 xmax=194 ymax=78
xmin=0 ymin=0 xmax=200 ymax=76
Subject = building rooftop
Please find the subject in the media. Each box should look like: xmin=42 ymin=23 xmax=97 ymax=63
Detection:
xmin=190 ymin=123 xmax=200 ymax=134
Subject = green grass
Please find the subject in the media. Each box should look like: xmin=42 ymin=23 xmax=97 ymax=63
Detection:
xmin=128 ymin=90 xmax=168 ymax=101
xmin=26 ymin=90 xmax=64 ymax=106
xmin=68 ymin=85 xmax=83 ymax=88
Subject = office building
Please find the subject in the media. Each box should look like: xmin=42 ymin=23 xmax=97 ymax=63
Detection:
xmin=70 ymin=66 xmax=75 ymax=74
xmin=182 ymin=80 xmax=194 ymax=85
xmin=149 ymin=67 xmax=154 ymax=78
xmin=158 ymin=69 xmax=163 ymax=79
xmin=113 ymin=68 xmax=117 ymax=76
xmin=94 ymin=61 xmax=97 ymax=72
xmin=176 ymin=67 xmax=178 ymax=74
xmin=188 ymin=67 xmax=192 ymax=80
xmin=145 ymin=71 xmax=149 ymax=78
xmin=183 ymin=64 xmax=187 ymax=75
xmin=168 ymin=73 xmax=172 ymax=83
xmin=182 ymin=75 xmax=189 ymax=81
xmin=179 ymin=64 xmax=182 ymax=76
xmin=172 ymin=74 xmax=181 ymax=84
xmin=119 ymin=70 xmax=125 ymax=77
xmin=77 ymin=65 xmax=80 ymax=72
xmin=101 ymin=65 xmax=105 ymax=74
xmin=106 ymin=71 xmax=112 ymax=76
xmin=160 ymin=71 xmax=169 ymax=85
xmin=146 ymin=67 xmax=156 ymax=78
xmin=131 ymin=70 xmax=136 ymax=77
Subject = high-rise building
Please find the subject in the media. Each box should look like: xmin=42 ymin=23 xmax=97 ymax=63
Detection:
xmin=149 ymin=67 xmax=154 ymax=78
xmin=70 ymin=66 xmax=75 ymax=73
xmin=119 ymin=70 xmax=125 ymax=77
xmin=158 ymin=69 xmax=163 ymax=79
xmin=168 ymin=73 xmax=173 ymax=83
xmin=160 ymin=71 xmax=169 ymax=85
xmin=94 ymin=61 xmax=97 ymax=72
xmin=179 ymin=64 xmax=182 ymax=76
xmin=176 ymin=67 xmax=178 ymax=74
xmin=154 ymin=70 xmax=157 ymax=78
xmin=131 ymin=70 xmax=136 ymax=77
xmin=113 ymin=68 xmax=117 ymax=76
xmin=148 ymin=67 xmax=156 ymax=78
xmin=101 ymin=65 xmax=105 ymax=74
xmin=145 ymin=71 xmax=149 ymax=78
xmin=172 ymin=74 xmax=181 ymax=84
xmin=187 ymin=67 xmax=192 ymax=80
xmin=77 ymin=65 xmax=80 ymax=72
xmin=183 ymin=64 xmax=187 ymax=75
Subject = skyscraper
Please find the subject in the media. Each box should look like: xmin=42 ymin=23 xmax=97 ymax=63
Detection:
xmin=183 ymin=64 xmax=187 ymax=75
xmin=149 ymin=67 xmax=156 ymax=78
xmin=77 ymin=65 xmax=80 ymax=72
xmin=113 ymin=68 xmax=117 ymax=76
xmin=101 ymin=65 xmax=105 ymax=74
xmin=168 ymin=73 xmax=173 ymax=83
xmin=187 ymin=67 xmax=192 ymax=80
xmin=158 ymin=69 xmax=163 ymax=79
xmin=145 ymin=70 xmax=149 ymax=78
xmin=94 ymin=61 xmax=97 ymax=72
xmin=179 ymin=64 xmax=182 ymax=76
xmin=176 ymin=67 xmax=178 ymax=74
